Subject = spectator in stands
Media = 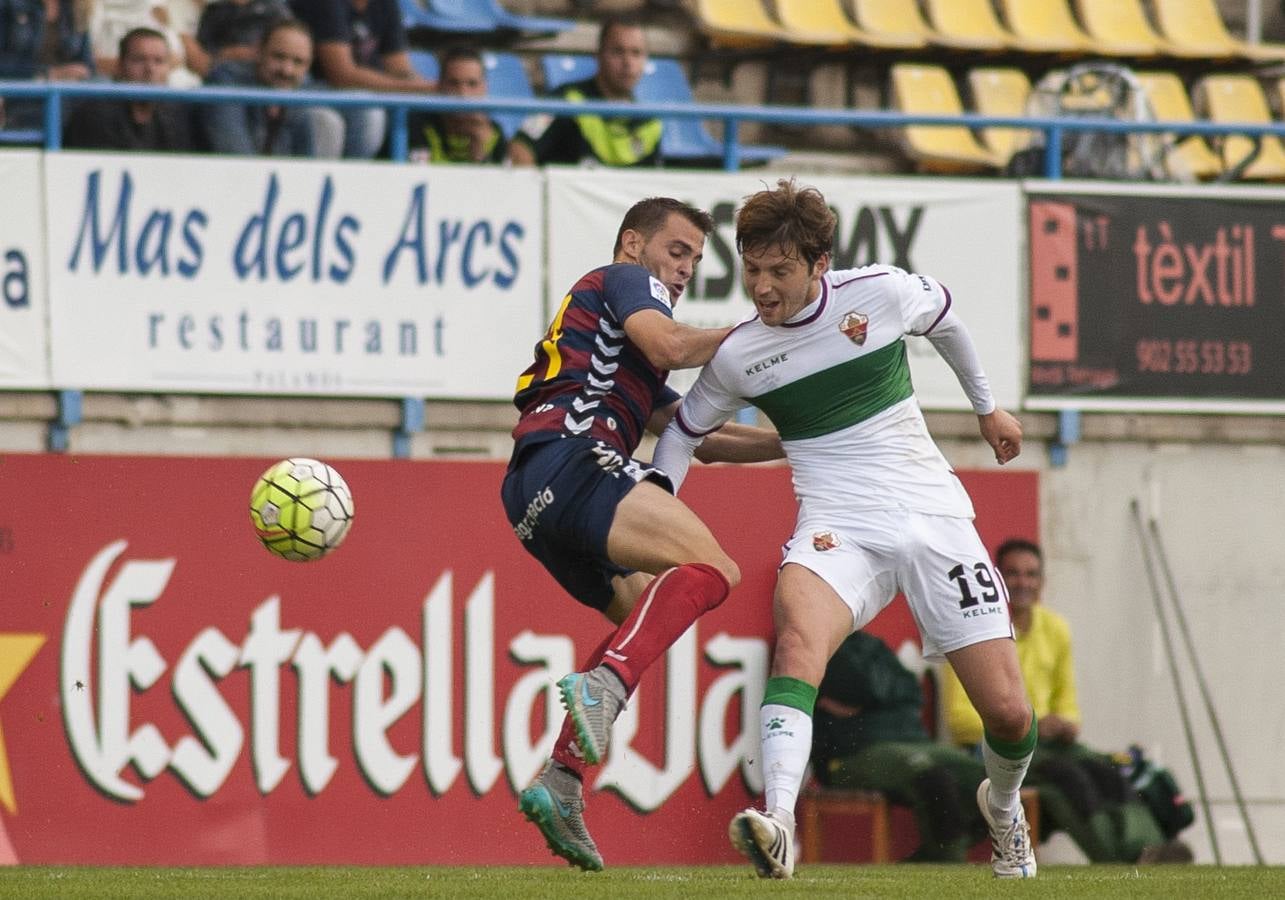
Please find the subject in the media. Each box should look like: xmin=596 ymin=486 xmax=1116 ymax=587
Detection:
xmin=0 ymin=0 xmax=95 ymax=132
xmin=197 ymin=0 xmax=292 ymax=65
xmin=289 ymin=0 xmax=434 ymax=159
xmin=508 ymin=13 xmax=660 ymax=167
xmin=200 ymin=17 xmax=314 ymax=156
xmin=813 ymin=631 xmax=990 ymax=862
xmin=90 ymin=0 xmax=206 ymax=84
xmin=943 ymin=538 xmax=1193 ymax=863
xmin=63 ymin=26 xmax=196 ymax=151
xmin=407 ymin=46 xmax=507 ymax=164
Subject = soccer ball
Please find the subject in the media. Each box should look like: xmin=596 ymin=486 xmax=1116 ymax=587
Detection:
xmin=249 ymin=458 xmax=354 ymax=561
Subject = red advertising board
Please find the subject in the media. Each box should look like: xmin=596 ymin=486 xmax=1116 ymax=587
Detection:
xmin=0 ymin=455 xmax=1036 ymax=865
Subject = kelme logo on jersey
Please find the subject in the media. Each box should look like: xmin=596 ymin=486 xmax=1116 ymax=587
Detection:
xmin=812 ymin=531 xmax=840 ymax=552
xmin=839 ymin=312 xmax=868 ymax=345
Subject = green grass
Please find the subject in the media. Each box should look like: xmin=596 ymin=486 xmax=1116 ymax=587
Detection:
xmin=1 ymin=865 xmax=1282 ymax=899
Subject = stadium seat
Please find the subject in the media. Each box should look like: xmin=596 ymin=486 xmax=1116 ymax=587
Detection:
xmin=967 ymin=67 xmax=1034 ymax=168
xmin=482 ymin=51 xmax=533 ymax=139
xmin=844 ymin=0 xmax=930 ymax=50
xmin=1198 ymin=74 xmax=1285 ymax=181
xmin=922 ymin=0 xmax=1015 ymax=53
xmin=771 ymin=0 xmax=866 ymax=47
xmin=994 ymin=0 xmax=1093 ymax=55
xmin=890 ymin=63 xmax=1003 ymax=174
xmin=403 ymin=0 xmax=574 ymax=35
xmin=1072 ymin=0 xmax=1174 ymax=58
xmin=1150 ymin=0 xmax=1285 ymax=63
xmin=407 ymin=50 xmax=440 ymax=83
xmin=542 ymin=54 xmax=787 ymax=167
xmin=1133 ymin=71 xmax=1222 ymax=181
xmin=691 ymin=0 xmax=789 ymax=46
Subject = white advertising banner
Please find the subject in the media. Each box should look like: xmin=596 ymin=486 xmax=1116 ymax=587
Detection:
xmin=44 ymin=153 xmax=544 ymax=398
xmin=546 ymin=169 xmax=1023 ymax=409
xmin=0 ymin=150 xmax=50 ymax=388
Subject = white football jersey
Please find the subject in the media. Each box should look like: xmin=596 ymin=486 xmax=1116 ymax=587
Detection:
xmin=673 ymin=265 xmax=975 ymax=520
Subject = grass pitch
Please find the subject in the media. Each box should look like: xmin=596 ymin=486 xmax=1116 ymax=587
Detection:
xmin=1 ymin=865 xmax=1283 ymax=899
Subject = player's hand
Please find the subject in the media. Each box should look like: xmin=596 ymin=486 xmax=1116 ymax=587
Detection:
xmin=978 ymin=409 xmax=1022 ymax=465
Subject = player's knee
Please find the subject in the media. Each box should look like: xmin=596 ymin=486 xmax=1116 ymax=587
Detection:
xmin=982 ymin=697 xmax=1032 ymax=743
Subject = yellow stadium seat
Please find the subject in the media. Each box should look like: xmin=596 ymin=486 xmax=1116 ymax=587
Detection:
xmin=1134 ymin=71 xmax=1222 ymax=181
xmin=691 ymin=0 xmax=789 ymax=46
xmin=843 ymin=0 xmax=930 ymax=50
xmin=968 ymin=67 xmax=1034 ymax=167
xmin=994 ymin=0 xmax=1093 ymax=54
xmin=1072 ymin=0 xmax=1174 ymax=58
xmin=772 ymin=0 xmax=865 ymax=47
xmin=1198 ymin=75 xmax=1285 ymax=181
xmin=890 ymin=63 xmax=1003 ymax=174
xmin=1151 ymin=0 xmax=1285 ymax=63
xmin=923 ymin=0 xmax=1015 ymax=52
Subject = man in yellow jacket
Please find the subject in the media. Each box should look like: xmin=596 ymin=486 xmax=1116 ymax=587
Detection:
xmin=943 ymin=538 xmax=1191 ymax=863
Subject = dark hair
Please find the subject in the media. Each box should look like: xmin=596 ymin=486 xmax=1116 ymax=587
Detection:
xmin=119 ymin=27 xmax=169 ymax=61
xmin=613 ymin=197 xmax=714 ymax=256
xmin=995 ymin=538 xmax=1042 ymax=570
xmin=735 ymin=178 xmax=836 ymax=269
xmin=598 ymin=14 xmax=646 ymax=54
xmin=440 ymin=44 xmax=484 ymax=71
xmin=260 ymin=17 xmax=313 ymax=49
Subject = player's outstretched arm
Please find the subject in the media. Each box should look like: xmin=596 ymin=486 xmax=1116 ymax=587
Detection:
xmin=624 ymin=309 xmax=731 ymax=371
xmin=979 ymin=409 xmax=1022 ymax=465
xmin=696 ymin=421 xmax=784 ymax=464
xmin=648 ymin=401 xmax=783 ymax=464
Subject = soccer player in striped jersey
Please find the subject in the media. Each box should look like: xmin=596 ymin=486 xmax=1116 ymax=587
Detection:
xmin=653 ymin=180 xmax=1037 ymax=880
xmin=501 ymin=196 xmax=783 ymax=871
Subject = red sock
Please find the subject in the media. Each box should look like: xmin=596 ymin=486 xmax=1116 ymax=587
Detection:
xmin=600 ymin=563 xmax=730 ymax=693
xmin=551 ymin=632 xmax=614 ymax=778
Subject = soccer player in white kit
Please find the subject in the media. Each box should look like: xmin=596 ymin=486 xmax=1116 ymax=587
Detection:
xmin=653 ymin=179 xmax=1037 ymax=879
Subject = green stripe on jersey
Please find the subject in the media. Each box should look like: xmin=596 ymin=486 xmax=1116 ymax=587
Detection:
xmin=750 ymin=340 xmax=914 ymax=441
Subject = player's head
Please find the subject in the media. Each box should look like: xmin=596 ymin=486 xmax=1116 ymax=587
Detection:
xmin=596 ymin=15 xmax=647 ymax=99
xmin=736 ymin=179 xmax=836 ymax=327
xmin=613 ymin=197 xmax=714 ymax=303
xmin=257 ymin=19 xmax=312 ymax=91
xmin=996 ymin=538 xmax=1043 ymax=612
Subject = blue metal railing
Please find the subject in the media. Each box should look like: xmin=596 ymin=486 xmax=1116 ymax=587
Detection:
xmin=4 ymin=80 xmax=1285 ymax=177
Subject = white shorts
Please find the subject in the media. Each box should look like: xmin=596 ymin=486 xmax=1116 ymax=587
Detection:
xmin=781 ymin=508 xmax=1014 ymax=661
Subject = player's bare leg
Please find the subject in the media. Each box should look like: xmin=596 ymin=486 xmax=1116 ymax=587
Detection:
xmin=731 ymin=564 xmax=852 ymax=878
xmin=949 ymin=639 xmax=1037 ymax=877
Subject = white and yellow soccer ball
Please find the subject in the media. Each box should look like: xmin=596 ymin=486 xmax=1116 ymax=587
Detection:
xmin=249 ymin=458 xmax=354 ymax=561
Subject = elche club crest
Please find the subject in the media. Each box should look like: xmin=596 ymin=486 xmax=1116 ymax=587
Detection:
xmin=840 ymin=312 xmax=868 ymax=345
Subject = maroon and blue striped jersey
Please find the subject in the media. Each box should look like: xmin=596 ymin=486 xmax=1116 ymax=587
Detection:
xmin=511 ymin=263 xmax=682 ymax=459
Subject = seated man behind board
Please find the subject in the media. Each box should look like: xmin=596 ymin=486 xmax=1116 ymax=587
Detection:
xmin=508 ymin=14 xmax=660 ymax=168
xmin=407 ymin=46 xmax=508 ymax=164
xmin=201 ymin=18 xmax=316 ymax=157
xmin=63 ymin=26 xmax=196 ymax=152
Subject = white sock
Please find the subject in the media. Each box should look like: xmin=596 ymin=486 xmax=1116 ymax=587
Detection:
xmin=982 ymin=738 xmax=1032 ymax=819
xmin=760 ymin=702 xmax=811 ymax=828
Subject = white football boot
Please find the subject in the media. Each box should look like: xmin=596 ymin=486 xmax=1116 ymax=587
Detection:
xmin=977 ymin=778 xmax=1037 ymax=878
xmin=729 ymin=808 xmax=795 ymax=879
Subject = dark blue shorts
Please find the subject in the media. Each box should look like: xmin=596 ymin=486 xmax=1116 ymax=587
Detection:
xmin=500 ymin=437 xmax=670 ymax=612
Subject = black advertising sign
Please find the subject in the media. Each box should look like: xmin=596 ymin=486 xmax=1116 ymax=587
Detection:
xmin=1027 ymin=192 xmax=1284 ymax=408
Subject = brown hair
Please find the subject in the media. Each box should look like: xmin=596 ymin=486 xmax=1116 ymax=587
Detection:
xmin=260 ymin=18 xmax=314 ymax=49
xmin=735 ymin=178 xmax=836 ymax=268
xmin=598 ymin=14 xmax=646 ymax=54
xmin=118 ymin=27 xmax=169 ymax=61
xmin=613 ymin=197 xmax=714 ymax=255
